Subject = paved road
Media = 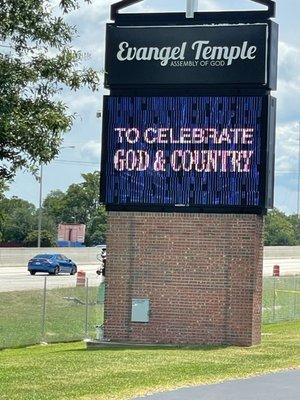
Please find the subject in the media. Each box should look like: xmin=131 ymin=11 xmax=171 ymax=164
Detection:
xmin=0 ymin=264 xmax=100 ymax=292
xmin=0 ymin=259 xmax=299 ymax=292
xmin=134 ymin=369 xmax=300 ymax=400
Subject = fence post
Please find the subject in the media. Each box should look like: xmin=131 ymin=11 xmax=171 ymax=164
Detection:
xmin=272 ymin=276 xmax=276 ymax=323
xmin=85 ymin=277 xmax=89 ymax=339
xmin=294 ymin=275 xmax=297 ymax=319
xmin=41 ymin=276 xmax=47 ymax=343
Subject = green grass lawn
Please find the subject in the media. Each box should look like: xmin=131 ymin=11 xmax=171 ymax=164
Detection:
xmin=0 ymin=321 xmax=299 ymax=400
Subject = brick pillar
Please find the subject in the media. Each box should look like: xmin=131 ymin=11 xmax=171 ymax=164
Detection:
xmin=104 ymin=212 xmax=264 ymax=346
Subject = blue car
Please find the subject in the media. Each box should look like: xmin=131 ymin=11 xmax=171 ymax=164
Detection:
xmin=28 ymin=254 xmax=77 ymax=276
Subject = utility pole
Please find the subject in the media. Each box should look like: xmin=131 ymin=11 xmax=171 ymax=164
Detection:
xmin=298 ymin=121 xmax=300 ymax=218
xmin=186 ymin=0 xmax=198 ymax=18
xmin=37 ymin=146 xmax=75 ymax=248
xmin=37 ymin=164 xmax=43 ymax=248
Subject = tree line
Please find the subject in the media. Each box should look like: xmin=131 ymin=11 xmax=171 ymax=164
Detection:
xmin=1 ymin=172 xmax=300 ymax=247
xmin=264 ymin=209 xmax=300 ymax=246
xmin=0 ymin=171 xmax=107 ymax=247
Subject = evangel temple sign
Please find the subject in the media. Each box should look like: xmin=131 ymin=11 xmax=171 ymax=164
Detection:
xmin=101 ymin=0 xmax=278 ymax=348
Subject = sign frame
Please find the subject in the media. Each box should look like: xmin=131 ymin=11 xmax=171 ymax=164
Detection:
xmin=104 ymin=20 xmax=278 ymax=91
xmin=105 ymin=23 xmax=274 ymax=89
xmin=110 ymin=1 xmax=276 ymax=21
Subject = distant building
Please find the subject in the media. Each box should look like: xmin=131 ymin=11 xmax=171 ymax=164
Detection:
xmin=57 ymin=224 xmax=86 ymax=247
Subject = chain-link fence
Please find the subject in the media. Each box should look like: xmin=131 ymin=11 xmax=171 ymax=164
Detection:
xmin=262 ymin=275 xmax=300 ymax=323
xmin=0 ymin=274 xmax=105 ymax=349
xmin=1 ymin=274 xmax=299 ymax=349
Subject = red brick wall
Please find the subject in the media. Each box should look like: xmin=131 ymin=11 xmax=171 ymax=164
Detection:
xmin=104 ymin=212 xmax=264 ymax=346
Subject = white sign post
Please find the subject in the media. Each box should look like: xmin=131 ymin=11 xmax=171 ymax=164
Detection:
xmin=186 ymin=0 xmax=198 ymax=18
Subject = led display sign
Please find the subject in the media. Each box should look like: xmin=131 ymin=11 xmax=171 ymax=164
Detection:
xmin=100 ymin=96 xmax=275 ymax=213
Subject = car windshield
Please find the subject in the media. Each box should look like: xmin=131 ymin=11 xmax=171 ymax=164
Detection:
xmin=33 ymin=254 xmax=54 ymax=259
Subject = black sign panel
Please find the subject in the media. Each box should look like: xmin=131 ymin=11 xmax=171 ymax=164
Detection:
xmin=105 ymin=24 xmax=269 ymax=88
xmin=100 ymin=95 xmax=275 ymax=213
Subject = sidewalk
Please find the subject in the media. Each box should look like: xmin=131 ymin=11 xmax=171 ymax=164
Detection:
xmin=134 ymin=369 xmax=300 ymax=400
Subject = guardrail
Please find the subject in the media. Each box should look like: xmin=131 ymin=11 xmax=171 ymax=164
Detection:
xmin=2 ymin=246 xmax=300 ymax=269
xmin=263 ymin=246 xmax=300 ymax=259
xmin=0 ymin=247 xmax=101 ymax=268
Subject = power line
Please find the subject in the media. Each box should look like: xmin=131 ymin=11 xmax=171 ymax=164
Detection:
xmin=52 ymin=160 xmax=300 ymax=173
xmin=275 ymin=171 xmax=300 ymax=174
xmin=298 ymin=121 xmax=300 ymax=218
xmin=53 ymin=159 xmax=99 ymax=165
xmin=51 ymin=157 xmax=300 ymax=175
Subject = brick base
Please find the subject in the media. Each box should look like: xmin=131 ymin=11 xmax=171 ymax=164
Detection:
xmin=104 ymin=212 xmax=264 ymax=347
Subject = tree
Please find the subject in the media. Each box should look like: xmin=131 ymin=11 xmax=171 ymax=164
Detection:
xmin=0 ymin=181 xmax=8 ymax=197
xmin=0 ymin=0 xmax=99 ymax=180
xmin=0 ymin=195 xmax=56 ymax=245
xmin=264 ymin=209 xmax=297 ymax=246
xmin=59 ymin=171 xmax=100 ymax=224
xmin=24 ymin=230 xmax=55 ymax=247
xmin=0 ymin=197 xmax=37 ymax=243
xmin=287 ymin=214 xmax=300 ymax=245
xmin=43 ymin=190 xmax=66 ymax=225
xmin=85 ymin=206 xmax=107 ymax=246
xmin=0 ymin=181 xmax=9 ymax=240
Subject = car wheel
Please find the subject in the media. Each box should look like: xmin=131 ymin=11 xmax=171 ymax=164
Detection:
xmin=30 ymin=271 xmax=36 ymax=276
xmin=54 ymin=266 xmax=59 ymax=276
xmin=70 ymin=267 xmax=75 ymax=275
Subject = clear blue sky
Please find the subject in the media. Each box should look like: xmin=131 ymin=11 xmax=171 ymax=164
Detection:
xmin=7 ymin=0 xmax=300 ymax=214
